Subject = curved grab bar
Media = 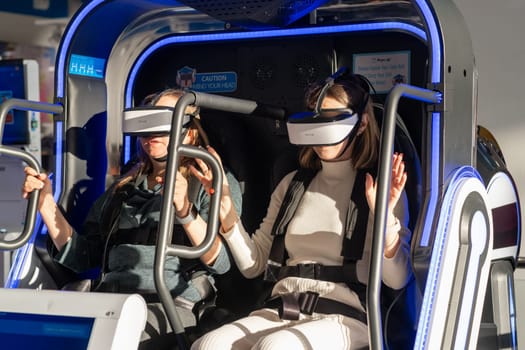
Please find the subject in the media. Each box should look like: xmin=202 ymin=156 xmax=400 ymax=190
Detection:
xmin=367 ymin=84 xmax=441 ymax=350
xmin=0 ymin=98 xmax=63 ymax=250
xmin=154 ymin=90 xmax=287 ymax=349
xmin=160 ymin=145 xmax=223 ymax=259
xmin=154 ymin=92 xmax=223 ymax=349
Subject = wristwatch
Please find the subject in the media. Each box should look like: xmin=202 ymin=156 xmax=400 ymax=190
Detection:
xmin=176 ymin=204 xmax=198 ymax=225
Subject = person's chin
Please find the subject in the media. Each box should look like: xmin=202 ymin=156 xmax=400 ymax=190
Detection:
xmin=320 ymin=153 xmax=347 ymax=162
xmin=150 ymin=153 xmax=167 ymax=160
xmin=315 ymin=150 xmax=336 ymax=160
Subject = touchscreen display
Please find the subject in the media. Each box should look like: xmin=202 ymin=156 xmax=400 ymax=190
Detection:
xmin=0 ymin=311 xmax=94 ymax=350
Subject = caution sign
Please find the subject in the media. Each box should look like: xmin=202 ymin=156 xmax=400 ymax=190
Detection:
xmin=176 ymin=66 xmax=237 ymax=93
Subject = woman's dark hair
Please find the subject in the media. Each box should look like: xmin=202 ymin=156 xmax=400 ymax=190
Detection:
xmin=298 ymin=71 xmax=380 ymax=170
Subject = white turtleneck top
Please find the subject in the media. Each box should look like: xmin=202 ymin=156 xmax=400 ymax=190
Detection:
xmin=222 ymin=159 xmax=412 ymax=309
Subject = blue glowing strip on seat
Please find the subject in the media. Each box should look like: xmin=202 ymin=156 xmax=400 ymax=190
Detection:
xmin=53 ymin=121 xmax=64 ymax=203
xmin=416 ymin=0 xmax=443 ymax=248
xmin=410 ymin=2 xmax=443 ymax=346
xmin=56 ymin=0 xmax=105 ymax=98
xmin=509 ymin=273 xmax=518 ymax=349
xmin=124 ymin=22 xmax=426 ymax=106
xmin=5 ymin=121 xmax=64 ymax=287
xmin=415 ymin=0 xmax=442 ymax=83
xmin=414 ymin=166 xmax=480 ymax=349
xmin=124 ymin=135 xmax=131 ymax=164
xmin=6 ymin=244 xmax=29 ymax=288
xmin=4 ymin=215 xmax=41 ymax=288
xmin=421 ymin=112 xmax=440 ymax=247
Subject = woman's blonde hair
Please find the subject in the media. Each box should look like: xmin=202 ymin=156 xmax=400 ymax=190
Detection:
xmin=115 ymin=88 xmax=208 ymax=190
xmin=298 ymin=74 xmax=380 ymax=170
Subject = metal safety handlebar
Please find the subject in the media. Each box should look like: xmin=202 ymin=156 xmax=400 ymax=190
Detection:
xmin=154 ymin=90 xmax=288 ymax=349
xmin=367 ymin=84 xmax=441 ymax=350
xmin=0 ymin=98 xmax=63 ymax=250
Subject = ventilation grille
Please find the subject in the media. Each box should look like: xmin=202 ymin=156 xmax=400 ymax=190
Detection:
xmin=178 ymin=0 xmax=330 ymax=28
xmin=293 ymin=54 xmax=322 ymax=88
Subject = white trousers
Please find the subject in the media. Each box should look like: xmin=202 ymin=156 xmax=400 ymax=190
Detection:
xmin=191 ymin=308 xmax=368 ymax=350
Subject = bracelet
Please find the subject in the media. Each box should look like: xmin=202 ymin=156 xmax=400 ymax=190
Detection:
xmin=176 ymin=204 xmax=197 ymax=225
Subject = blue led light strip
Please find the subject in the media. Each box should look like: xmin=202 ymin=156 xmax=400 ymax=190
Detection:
xmin=56 ymin=0 xmax=105 ymax=98
xmin=508 ymin=273 xmax=518 ymax=349
xmin=415 ymin=0 xmax=442 ymax=83
xmin=125 ymin=21 xmax=426 ymax=106
xmin=421 ymin=112 xmax=440 ymax=247
xmin=6 ymin=121 xmax=64 ymax=287
xmin=414 ymin=166 xmax=481 ymax=349
xmin=5 ymin=216 xmax=40 ymax=288
xmin=54 ymin=121 xmax=64 ymax=203
xmin=123 ymin=21 xmax=427 ymax=162
xmin=409 ymin=1 xmax=443 ymax=347
xmin=124 ymin=135 xmax=131 ymax=164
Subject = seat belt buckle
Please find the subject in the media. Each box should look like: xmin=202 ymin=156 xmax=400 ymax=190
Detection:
xmin=297 ymin=263 xmax=322 ymax=279
xmin=299 ymin=291 xmax=320 ymax=315
xmin=264 ymin=260 xmax=282 ymax=282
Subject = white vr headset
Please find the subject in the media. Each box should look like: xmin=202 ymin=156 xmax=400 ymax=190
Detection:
xmin=286 ymin=108 xmax=360 ymax=146
xmin=122 ymin=106 xmax=192 ymax=136
xmin=286 ymin=66 xmax=370 ymax=146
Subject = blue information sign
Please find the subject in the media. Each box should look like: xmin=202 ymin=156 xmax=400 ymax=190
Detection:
xmin=69 ymin=54 xmax=106 ymax=79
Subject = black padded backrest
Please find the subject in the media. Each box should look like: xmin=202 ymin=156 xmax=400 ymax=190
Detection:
xmin=373 ymin=104 xmax=422 ymax=349
xmin=62 ymin=76 xmax=109 ymax=232
xmin=200 ymin=111 xmax=279 ymax=234
xmin=374 ymin=104 xmax=422 ymax=232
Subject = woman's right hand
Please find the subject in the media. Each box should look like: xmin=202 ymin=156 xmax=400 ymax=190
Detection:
xmin=22 ymin=167 xmax=53 ymax=210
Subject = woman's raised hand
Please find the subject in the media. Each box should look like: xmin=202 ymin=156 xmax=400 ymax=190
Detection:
xmin=365 ymin=152 xmax=407 ymax=223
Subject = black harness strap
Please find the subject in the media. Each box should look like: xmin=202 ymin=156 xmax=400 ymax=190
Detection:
xmin=264 ymin=168 xmax=317 ymax=282
xmin=343 ymin=170 xmax=369 ymax=260
xmin=271 ymin=168 xmax=319 ymax=237
xmin=265 ymin=292 xmax=368 ymax=324
xmin=263 ymin=165 xmax=416 ymax=348
xmin=341 ymin=169 xmax=371 ymax=304
xmin=92 ymin=185 xmax=127 ymax=291
xmin=264 ymin=166 xmax=373 ymax=305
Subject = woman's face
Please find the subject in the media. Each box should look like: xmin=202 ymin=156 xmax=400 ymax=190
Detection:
xmin=138 ymin=94 xmax=192 ymax=161
xmin=312 ymin=96 xmax=353 ymax=162
xmin=139 ymin=134 xmax=170 ymax=161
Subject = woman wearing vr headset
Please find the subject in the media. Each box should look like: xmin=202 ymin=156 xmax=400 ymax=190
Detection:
xmin=192 ymin=69 xmax=411 ymax=350
xmin=22 ymin=88 xmax=242 ymax=346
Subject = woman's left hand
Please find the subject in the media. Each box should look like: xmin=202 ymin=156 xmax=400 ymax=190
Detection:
xmin=365 ymin=152 xmax=407 ymax=223
xmin=190 ymin=146 xmax=239 ymax=232
xmin=190 ymin=151 xmax=215 ymax=195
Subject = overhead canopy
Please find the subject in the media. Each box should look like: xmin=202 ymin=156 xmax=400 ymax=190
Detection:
xmin=58 ymin=0 xmax=428 ymax=97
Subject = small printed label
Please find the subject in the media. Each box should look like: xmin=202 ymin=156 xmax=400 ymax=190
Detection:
xmin=176 ymin=66 xmax=237 ymax=93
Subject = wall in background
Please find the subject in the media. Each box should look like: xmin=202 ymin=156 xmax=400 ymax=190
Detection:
xmin=0 ymin=0 xmax=82 ymax=136
xmin=453 ymin=1 xmax=525 ymax=347
xmin=0 ymin=0 xmax=81 ymax=48
xmin=453 ymin=0 xmax=524 ymax=256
